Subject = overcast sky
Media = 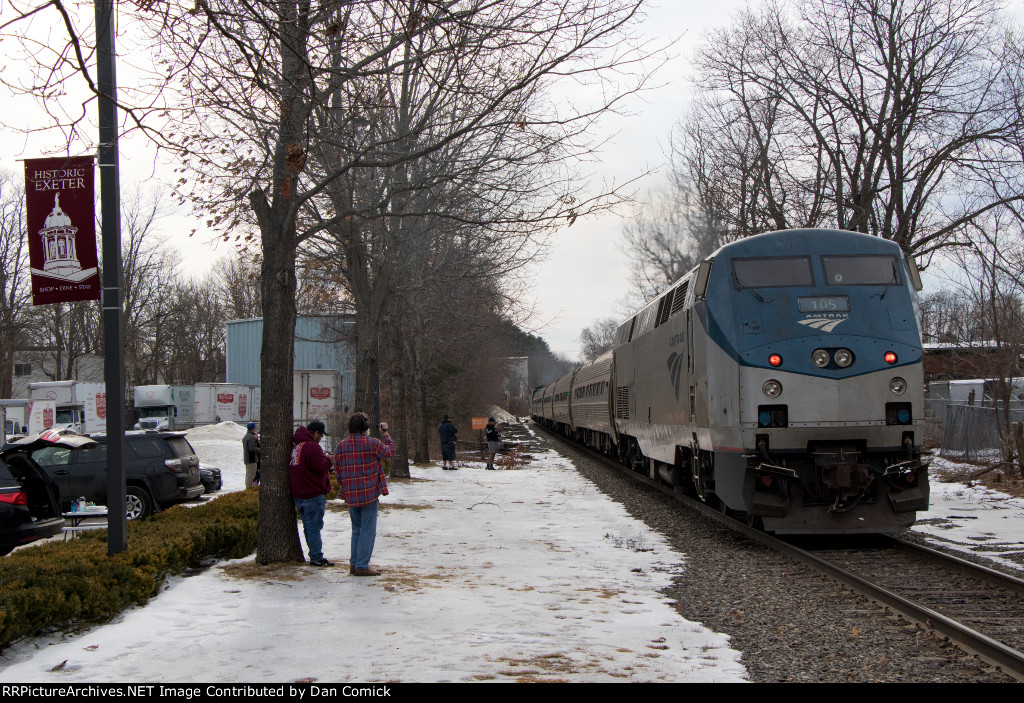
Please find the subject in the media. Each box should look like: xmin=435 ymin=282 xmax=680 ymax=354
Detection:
xmin=3 ymin=2 xmax=753 ymax=361
xmin=524 ymin=2 xmax=752 ymax=359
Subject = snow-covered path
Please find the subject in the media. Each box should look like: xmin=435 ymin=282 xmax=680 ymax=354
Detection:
xmin=0 ymin=426 xmax=746 ymax=683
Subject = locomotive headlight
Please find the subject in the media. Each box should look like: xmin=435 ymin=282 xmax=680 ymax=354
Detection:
xmin=812 ymin=349 xmax=831 ymax=368
xmin=889 ymin=377 xmax=907 ymax=395
xmin=762 ymin=380 xmax=783 ymax=398
xmin=834 ymin=348 xmax=854 ymax=368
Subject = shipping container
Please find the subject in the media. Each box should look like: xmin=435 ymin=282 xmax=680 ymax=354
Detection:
xmin=194 ymin=383 xmax=261 ymax=424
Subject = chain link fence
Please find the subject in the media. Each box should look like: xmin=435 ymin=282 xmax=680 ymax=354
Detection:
xmin=931 ymin=400 xmax=1024 ymax=462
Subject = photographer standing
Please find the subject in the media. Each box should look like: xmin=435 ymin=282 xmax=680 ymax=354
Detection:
xmin=243 ymin=422 xmax=260 ymax=487
xmin=334 ymin=413 xmax=396 ymax=576
xmin=485 ymin=417 xmax=501 ymax=470
xmin=289 ymin=420 xmax=335 ymax=567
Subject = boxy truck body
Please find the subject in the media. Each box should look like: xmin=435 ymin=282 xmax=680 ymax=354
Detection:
xmin=134 ymin=385 xmax=196 ymax=430
xmin=27 ymin=381 xmax=106 ymax=434
xmin=194 ymin=383 xmax=261 ymax=425
xmin=294 ymin=370 xmax=339 ymax=427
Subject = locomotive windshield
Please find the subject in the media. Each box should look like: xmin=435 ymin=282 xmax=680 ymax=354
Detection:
xmin=822 ymin=255 xmax=900 ymax=286
xmin=732 ymin=256 xmax=814 ymax=289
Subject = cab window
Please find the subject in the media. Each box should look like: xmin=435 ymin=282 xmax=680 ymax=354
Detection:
xmin=732 ymin=257 xmax=814 ymax=289
xmin=822 ymin=255 xmax=900 ymax=286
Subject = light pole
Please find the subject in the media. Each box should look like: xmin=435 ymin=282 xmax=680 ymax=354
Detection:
xmin=96 ymin=0 xmax=127 ymax=555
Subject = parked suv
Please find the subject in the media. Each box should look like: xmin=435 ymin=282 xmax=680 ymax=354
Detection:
xmin=0 ymin=431 xmax=98 ymax=554
xmin=31 ymin=431 xmax=205 ymax=520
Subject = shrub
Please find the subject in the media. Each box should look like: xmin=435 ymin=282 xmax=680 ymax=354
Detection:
xmin=0 ymin=490 xmax=258 ymax=650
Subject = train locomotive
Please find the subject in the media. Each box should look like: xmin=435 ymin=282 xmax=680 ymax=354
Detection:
xmin=532 ymin=228 xmax=929 ymax=533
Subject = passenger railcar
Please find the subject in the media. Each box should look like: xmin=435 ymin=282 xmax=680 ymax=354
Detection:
xmin=534 ymin=229 xmax=929 ymax=534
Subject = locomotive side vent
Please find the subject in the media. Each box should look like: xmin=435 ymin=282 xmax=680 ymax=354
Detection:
xmin=670 ymin=281 xmax=689 ymax=317
xmin=616 ymin=386 xmax=630 ymax=419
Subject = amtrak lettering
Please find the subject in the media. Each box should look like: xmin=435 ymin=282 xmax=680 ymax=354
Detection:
xmin=798 ymin=313 xmax=849 ymax=333
xmin=667 ymin=352 xmax=684 ymax=401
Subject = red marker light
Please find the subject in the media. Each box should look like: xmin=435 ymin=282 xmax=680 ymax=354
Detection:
xmin=769 ymin=354 xmax=783 ymax=367
xmin=884 ymin=351 xmax=898 ymax=365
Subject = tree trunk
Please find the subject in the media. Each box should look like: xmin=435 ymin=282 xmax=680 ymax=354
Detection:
xmin=1014 ymin=422 xmax=1024 ymax=480
xmin=252 ymin=2 xmax=309 ymax=564
xmin=389 ymin=355 xmax=410 ymax=479
xmin=254 ymin=215 xmax=304 ymax=564
xmin=353 ymin=312 xmax=380 ymax=426
xmin=413 ymin=342 xmax=430 ymax=464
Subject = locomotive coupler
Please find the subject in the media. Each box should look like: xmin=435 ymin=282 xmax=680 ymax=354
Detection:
xmin=814 ymin=449 xmax=870 ymax=490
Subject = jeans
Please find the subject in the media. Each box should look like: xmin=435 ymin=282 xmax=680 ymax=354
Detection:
xmin=294 ymin=494 xmax=326 ymax=562
xmin=349 ymin=501 xmax=378 ymax=570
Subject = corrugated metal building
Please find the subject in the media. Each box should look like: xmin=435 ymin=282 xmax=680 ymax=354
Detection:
xmin=226 ymin=315 xmax=355 ymax=412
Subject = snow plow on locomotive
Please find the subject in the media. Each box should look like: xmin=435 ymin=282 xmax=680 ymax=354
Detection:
xmin=532 ymin=229 xmax=929 ymax=534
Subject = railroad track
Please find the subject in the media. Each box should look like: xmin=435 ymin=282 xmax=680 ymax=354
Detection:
xmin=535 ymin=423 xmax=1024 ymax=681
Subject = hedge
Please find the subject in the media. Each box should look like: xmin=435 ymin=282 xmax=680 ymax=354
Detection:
xmin=0 ymin=489 xmax=258 ymax=650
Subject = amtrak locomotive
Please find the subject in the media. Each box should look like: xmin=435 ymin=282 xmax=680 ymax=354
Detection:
xmin=532 ymin=229 xmax=929 ymax=533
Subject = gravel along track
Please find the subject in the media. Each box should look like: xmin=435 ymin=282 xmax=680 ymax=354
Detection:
xmin=808 ymin=540 xmax=1024 ymax=660
xmin=537 ymin=428 xmax=1017 ymax=683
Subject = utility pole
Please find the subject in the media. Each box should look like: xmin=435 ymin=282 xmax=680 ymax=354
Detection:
xmin=95 ymin=0 xmax=127 ymax=555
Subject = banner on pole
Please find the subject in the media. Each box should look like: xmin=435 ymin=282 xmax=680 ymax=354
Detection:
xmin=24 ymin=156 xmax=100 ymax=305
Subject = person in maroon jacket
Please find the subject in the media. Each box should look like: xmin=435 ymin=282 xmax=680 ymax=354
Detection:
xmin=289 ymin=420 xmax=335 ymax=567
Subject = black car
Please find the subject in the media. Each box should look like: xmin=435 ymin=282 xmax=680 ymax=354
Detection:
xmin=0 ymin=431 xmax=98 ymax=555
xmin=200 ymin=466 xmax=222 ymax=494
xmin=31 ymin=430 xmax=205 ymax=521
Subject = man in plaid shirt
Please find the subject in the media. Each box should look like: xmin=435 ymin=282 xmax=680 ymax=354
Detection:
xmin=334 ymin=412 xmax=396 ymax=576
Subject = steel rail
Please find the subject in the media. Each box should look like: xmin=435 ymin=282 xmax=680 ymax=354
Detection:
xmin=886 ymin=536 xmax=1024 ymax=598
xmin=535 ymin=423 xmax=1024 ymax=681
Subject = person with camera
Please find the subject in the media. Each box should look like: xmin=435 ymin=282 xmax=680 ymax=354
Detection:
xmin=485 ymin=417 xmax=501 ymax=470
xmin=289 ymin=420 xmax=335 ymax=567
xmin=334 ymin=413 xmax=396 ymax=576
xmin=243 ymin=422 xmax=260 ymax=487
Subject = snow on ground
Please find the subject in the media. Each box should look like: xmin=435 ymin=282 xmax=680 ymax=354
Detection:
xmin=911 ymin=456 xmax=1024 ymax=572
xmin=185 ymin=422 xmax=250 ymax=493
xmin=0 ymin=426 xmax=746 ymax=683
xmin=4 ymin=422 xmax=1023 ymax=683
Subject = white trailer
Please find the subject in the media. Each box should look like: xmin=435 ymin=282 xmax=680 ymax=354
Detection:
xmin=27 ymin=381 xmax=107 ymax=434
xmin=294 ymin=370 xmax=339 ymax=426
xmin=26 ymin=400 xmax=57 ymax=435
xmin=948 ymin=379 xmax=988 ymax=405
xmin=134 ymin=385 xmax=196 ymax=430
xmin=0 ymin=400 xmax=30 ymax=442
xmin=194 ymin=383 xmax=261 ymax=425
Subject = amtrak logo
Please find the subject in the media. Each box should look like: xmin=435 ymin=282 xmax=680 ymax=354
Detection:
xmin=667 ymin=352 xmax=684 ymax=400
xmin=798 ymin=316 xmax=848 ymax=333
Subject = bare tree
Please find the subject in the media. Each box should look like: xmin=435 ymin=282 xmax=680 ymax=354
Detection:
xmin=920 ymin=289 xmax=977 ymax=344
xmin=162 ymin=274 xmax=228 ymax=384
xmin=120 ymin=187 xmax=181 ymax=386
xmin=2 ymin=0 xmax=658 ymax=562
xmin=134 ymin=0 xmax=655 ymax=564
xmin=21 ymin=299 xmax=102 ymax=382
xmin=578 ymin=317 xmax=619 ymax=363
xmin=214 ymin=251 xmax=263 ymax=322
xmin=682 ymin=0 xmax=1024 ymax=255
xmin=620 ymin=144 xmax=727 ymax=304
xmin=0 ymin=172 xmax=31 ymax=397
xmin=944 ymin=209 xmax=1024 ymax=476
